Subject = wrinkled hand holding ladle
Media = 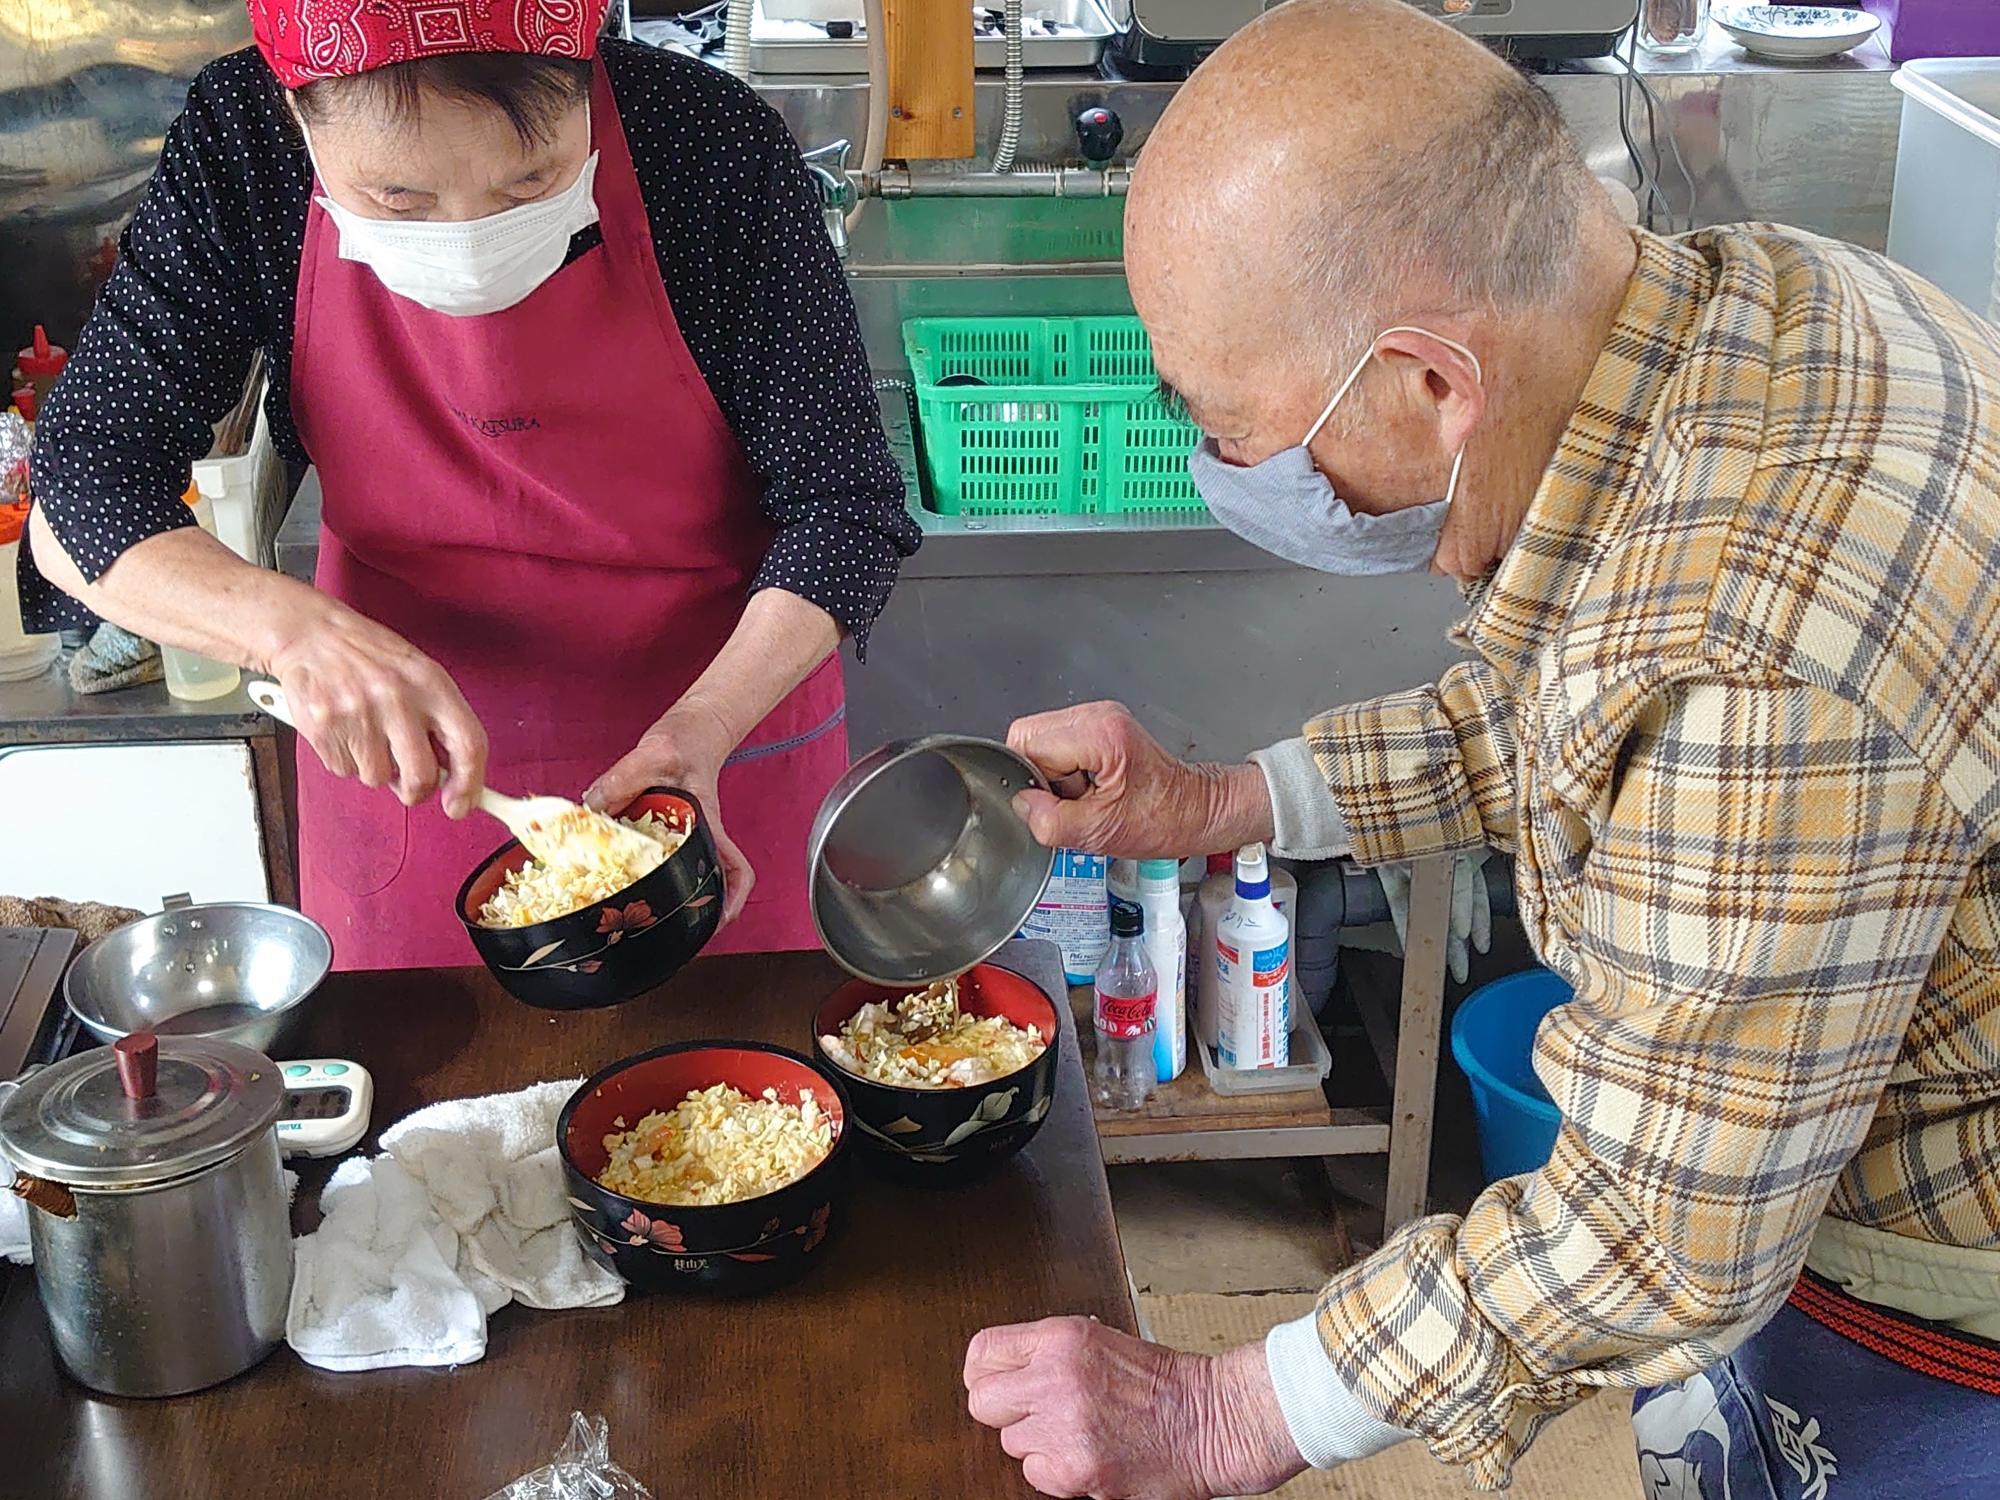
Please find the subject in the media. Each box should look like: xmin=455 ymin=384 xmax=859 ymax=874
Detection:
xmin=249 ymin=679 xmax=663 ymax=872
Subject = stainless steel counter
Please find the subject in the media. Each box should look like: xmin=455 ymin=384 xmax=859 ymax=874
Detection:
xmin=0 ymin=670 xmax=271 ymax=747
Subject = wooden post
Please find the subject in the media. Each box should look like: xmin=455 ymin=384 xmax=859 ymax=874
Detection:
xmin=1384 ymin=857 xmax=1451 ymax=1232
xmin=881 ymin=0 xmax=976 ymax=160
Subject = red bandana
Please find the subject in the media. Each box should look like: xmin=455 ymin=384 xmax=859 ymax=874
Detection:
xmin=249 ymin=0 xmax=610 ymax=88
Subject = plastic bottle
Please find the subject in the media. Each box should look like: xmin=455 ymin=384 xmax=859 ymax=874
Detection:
xmin=1020 ymin=850 xmax=1110 ymax=985
xmin=1092 ymin=899 xmax=1157 ymax=1111
xmin=1109 ymin=857 xmax=1187 ymax=1084
xmin=11 ymin=326 xmax=67 ymax=412
xmin=1195 ymin=851 xmax=1294 ymax=1051
xmin=160 ymin=482 xmax=242 ymax=702
xmin=1215 ymin=843 xmax=1292 ymax=1071
xmin=0 ymin=500 xmax=59 ymax=683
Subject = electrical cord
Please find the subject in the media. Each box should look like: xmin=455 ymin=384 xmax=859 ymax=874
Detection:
xmin=1614 ymin=52 xmax=1668 ymax=230
xmin=1617 ymin=24 xmax=1701 ymax=233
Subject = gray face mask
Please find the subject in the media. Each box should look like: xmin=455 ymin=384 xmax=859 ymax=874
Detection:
xmin=1186 ymin=325 xmax=1482 ymax=575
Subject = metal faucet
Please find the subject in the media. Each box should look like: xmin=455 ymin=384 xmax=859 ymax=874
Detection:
xmin=801 ymin=139 xmax=856 ymax=262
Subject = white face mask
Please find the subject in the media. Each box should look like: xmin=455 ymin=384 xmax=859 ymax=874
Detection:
xmin=302 ymin=113 xmax=600 ymax=317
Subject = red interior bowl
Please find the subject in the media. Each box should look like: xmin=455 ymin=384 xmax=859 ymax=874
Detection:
xmin=812 ymin=963 xmax=1060 ymax=1065
xmin=562 ymin=1043 xmax=847 ymax=1182
xmin=461 ymin=790 xmax=698 ymax=924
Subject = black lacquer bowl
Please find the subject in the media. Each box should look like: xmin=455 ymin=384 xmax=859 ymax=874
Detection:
xmin=457 ymin=788 xmax=722 ymax=1010
xmin=811 ymin=963 xmax=1061 ymax=1187
xmin=558 ymin=1041 xmax=852 ymax=1295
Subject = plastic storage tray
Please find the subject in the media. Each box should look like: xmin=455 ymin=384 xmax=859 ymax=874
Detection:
xmin=903 ymin=316 xmax=1207 ymax=520
xmin=1195 ymin=1021 xmax=1332 ymax=1097
xmin=1888 ymin=58 xmax=2000 ymax=323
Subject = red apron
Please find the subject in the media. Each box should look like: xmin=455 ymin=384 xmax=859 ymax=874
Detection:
xmin=290 ymin=62 xmax=847 ymax=971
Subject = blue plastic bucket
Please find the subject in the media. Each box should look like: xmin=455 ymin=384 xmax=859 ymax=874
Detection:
xmin=1450 ymin=968 xmax=1570 ymax=1184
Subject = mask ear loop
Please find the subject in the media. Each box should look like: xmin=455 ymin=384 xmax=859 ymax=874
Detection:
xmin=1304 ymin=326 xmax=1485 ymax=501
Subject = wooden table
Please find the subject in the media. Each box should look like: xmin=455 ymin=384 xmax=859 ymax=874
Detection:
xmin=0 ymin=951 xmax=1136 ymax=1500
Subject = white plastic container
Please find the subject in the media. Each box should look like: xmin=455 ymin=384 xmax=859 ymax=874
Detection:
xmin=1215 ymin=843 xmax=1292 ymax=1071
xmin=0 ymin=535 xmax=59 ymax=683
xmin=1888 ymin=59 xmax=2000 ymax=322
xmin=1020 ymin=850 xmax=1110 ymax=985
xmin=1194 ymin=852 xmax=1294 ymax=1050
xmin=1110 ymin=857 xmax=1187 ymax=1084
xmin=192 ymin=405 xmax=288 ymax=568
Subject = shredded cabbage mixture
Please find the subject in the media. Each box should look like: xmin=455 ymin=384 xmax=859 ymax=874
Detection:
xmin=820 ymin=978 xmax=1048 ymax=1089
xmin=477 ymin=810 xmax=687 ymax=929
xmin=597 ymin=1083 xmax=833 ymax=1205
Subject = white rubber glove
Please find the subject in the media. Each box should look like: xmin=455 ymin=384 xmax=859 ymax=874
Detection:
xmin=1377 ymin=851 xmax=1492 ymax=985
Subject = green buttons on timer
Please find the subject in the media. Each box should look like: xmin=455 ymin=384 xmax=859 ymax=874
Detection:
xmin=323 ymin=1063 xmax=349 ymax=1077
xmin=284 ymin=1064 xmax=310 ymax=1078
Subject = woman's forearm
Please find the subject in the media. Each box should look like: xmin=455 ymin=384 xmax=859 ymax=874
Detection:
xmin=676 ymin=587 xmax=841 ymax=749
xmin=28 ymin=508 xmax=325 ymax=670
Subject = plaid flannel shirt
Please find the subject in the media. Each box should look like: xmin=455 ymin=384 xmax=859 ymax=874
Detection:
xmin=1305 ymin=227 xmax=2000 ymax=1485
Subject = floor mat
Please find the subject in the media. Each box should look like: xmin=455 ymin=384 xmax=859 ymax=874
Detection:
xmin=1140 ymin=1292 xmax=1643 ymax=1499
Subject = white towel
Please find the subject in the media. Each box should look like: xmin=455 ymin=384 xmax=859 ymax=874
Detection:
xmin=1 ymin=1168 xmax=29 ymax=1265
xmin=287 ymin=1079 xmax=624 ymax=1372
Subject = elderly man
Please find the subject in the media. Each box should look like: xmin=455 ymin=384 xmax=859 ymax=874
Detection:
xmin=962 ymin=2 xmax=2000 ymax=1497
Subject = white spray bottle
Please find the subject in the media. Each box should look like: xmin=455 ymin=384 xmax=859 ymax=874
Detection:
xmin=1215 ymin=842 xmax=1291 ymax=1070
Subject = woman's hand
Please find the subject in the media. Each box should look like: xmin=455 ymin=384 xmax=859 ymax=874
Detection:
xmin=266 ymin=596 xmax=489 ymax=817
xmin=586 ymin=698 xmax=750 ymax=926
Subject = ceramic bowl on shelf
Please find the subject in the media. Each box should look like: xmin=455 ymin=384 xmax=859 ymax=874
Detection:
xmin=557 ymin=1041 xmax=853 ymax=1296
xmin=1712 ymin=5 xmax=1880 ymax=61
xmin=456 ymin=788 xmax=722 ymax=1010
xmin=810 ymin=963 xmax=1062 ymax=1186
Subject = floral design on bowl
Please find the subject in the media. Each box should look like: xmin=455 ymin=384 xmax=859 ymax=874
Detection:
xmin=558 ymin=1041 xmax=852 ymax=1295
xmin=811 ymin=963 xmax=1062 ymax=1186
xmin=457 ymin=788 xmax=724 ymax=1008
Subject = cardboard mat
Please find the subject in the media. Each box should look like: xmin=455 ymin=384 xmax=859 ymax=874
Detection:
xmin=1139 ymin=1293 xmax=1643 ymax=1500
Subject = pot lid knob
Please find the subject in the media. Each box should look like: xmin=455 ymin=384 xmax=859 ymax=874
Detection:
xmin=114 ymin=1033 xmax=159 ymax=1101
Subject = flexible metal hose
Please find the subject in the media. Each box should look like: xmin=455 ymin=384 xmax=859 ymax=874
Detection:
xmin=991 ymin=0 xmax=1024 ymax=174
xmin=847 ymin=0 xmax=890 ymax=231
xmin=722 ymin=0 xmax=753 ymax=80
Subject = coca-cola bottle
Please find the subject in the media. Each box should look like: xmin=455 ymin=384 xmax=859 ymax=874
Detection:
xmin=1093 ymin=899 xmax=1158 ymax=1111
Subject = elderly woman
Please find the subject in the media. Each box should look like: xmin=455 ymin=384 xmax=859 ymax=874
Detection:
xmin=21 ymin=0 xmax=917 ymax=966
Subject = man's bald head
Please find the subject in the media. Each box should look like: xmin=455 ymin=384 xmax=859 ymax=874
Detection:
xmin=1129 ymin=0 xmax=1604 ymax=401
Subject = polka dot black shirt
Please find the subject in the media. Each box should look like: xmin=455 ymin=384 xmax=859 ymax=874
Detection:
xmin=21 ymin=40 xmax=920 ymax=656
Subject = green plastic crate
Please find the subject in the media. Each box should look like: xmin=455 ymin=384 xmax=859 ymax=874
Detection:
xmin=902 ymin=316 xmax=1207 ymax=519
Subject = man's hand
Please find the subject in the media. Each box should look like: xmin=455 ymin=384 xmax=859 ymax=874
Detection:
xmin=267 ymin=595 xmax=488 ymax=817
xmin=586 ymin=697 xmax=751 ymax=925
xmin=1006 ymin=703 xmax=1274 ymax=859
xmin=964 ymin=1316 xmax=1306 ymax=1499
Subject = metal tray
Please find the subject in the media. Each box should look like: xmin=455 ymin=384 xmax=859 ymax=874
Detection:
xmin=750 ymin=0 xmax=1113 ymax=75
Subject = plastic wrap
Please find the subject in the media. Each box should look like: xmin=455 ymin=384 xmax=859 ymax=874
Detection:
xmin=484 ymin=1414 xmax=652 ymax=1500
xmin=0 ymin=410 xmax=30 ymax=506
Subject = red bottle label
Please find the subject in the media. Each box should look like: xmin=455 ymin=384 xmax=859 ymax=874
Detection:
xmin=1095 ymin=987 xmax=1157 ymax=1041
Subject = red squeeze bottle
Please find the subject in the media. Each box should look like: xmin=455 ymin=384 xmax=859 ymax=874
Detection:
xmin=11 ymin=387 xmax=35 ymax=423
xmin=12 ymin=326 xmax=68 ymax=409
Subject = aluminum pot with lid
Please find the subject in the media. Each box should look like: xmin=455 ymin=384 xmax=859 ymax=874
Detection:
xmin=0 ymin=1031 xmax=292 ymax=1397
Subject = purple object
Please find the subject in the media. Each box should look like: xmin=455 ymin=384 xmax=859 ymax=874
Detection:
xmin=1862 ymin=0 xmax=2000 ymax=61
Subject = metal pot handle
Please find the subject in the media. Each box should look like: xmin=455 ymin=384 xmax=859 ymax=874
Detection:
xmin=162 ymin=893 xmax=192 ymax=912
xmin=1 ymin=1072 xmax=76 ymax=1221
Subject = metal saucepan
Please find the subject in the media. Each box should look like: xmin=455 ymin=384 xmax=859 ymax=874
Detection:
xmin=64 ymin=895 xmax=332 ymax=1056
xmin=1 ymin=1032 xmax=293 ymax=1397
xmin=808 ymin=735 xmax=1056 ymax=987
